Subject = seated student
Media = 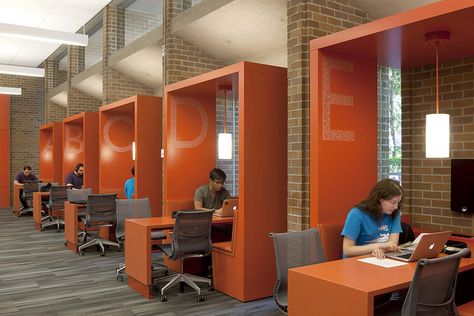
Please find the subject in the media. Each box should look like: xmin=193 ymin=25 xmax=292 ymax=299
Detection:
xmin=124 ymin=166 xmax=135 ymax=199
xmin=14 ymin=165 xmax=38 ymax=211
xmin=65 ymin=163 xmax=84 ymax=189
xmin=194 ymin=168 xmax=231 ymax=215
xmin=341 ymin=178 xmax=403 ymax=260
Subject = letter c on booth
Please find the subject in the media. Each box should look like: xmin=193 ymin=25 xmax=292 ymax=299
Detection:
xmin=103 ymin=115 xmax=134 ymax=153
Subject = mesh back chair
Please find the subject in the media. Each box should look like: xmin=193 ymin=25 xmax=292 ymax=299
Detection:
xmin=18 ymin=180 xmax=39 ymax=216
xmin=154 ymin=210 xmax=214 ymax=302
xmin=376 ymin=247 xmax=471 ymax=316
xmin=78 ymin=193 xmax=119 ymax=256
xmin=115 ymin=198 xmax=167 ymax=281
xmin=269 ymin=228 xmax=326 ymax=313
xmin=41 ymin=185 xmax=69 ymax=232
xmin=67 ymin=188 xmax=93 ymax=242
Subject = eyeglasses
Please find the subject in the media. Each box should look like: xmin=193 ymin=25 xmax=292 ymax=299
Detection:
xmin=213 ymin=179 xmax=225 ymax=186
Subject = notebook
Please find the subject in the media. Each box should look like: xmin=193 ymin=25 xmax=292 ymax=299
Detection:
xmin=214 ymin=199 xmax=238 ymax=217
xmin=386 ymin=231 xmax=451 ymax=262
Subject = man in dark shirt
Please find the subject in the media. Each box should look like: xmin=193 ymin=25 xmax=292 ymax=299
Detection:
xmin=65 ymin=163 xmax=84 ymax=189
xmin=194 ymin=168 xmax=231 ymax=215
xmin=14 ymin=165 xmax=38 ymax=210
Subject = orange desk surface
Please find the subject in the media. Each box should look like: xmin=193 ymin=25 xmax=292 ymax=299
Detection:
xmin=32 ymin=192 xmax=50 ymax=229
xmin=288 ymin=252 xmax=474 ymax=316
xmin=13 ymin=184 xmax=23 ymax=215
xmin=125 ymin=216 xmax=234 ymax=298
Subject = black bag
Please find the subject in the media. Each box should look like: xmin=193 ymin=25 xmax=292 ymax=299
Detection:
xmin=399 ymin=222 xmax=415 ymax=244
xmin=40 ymin=183 xmax=52 ymax=192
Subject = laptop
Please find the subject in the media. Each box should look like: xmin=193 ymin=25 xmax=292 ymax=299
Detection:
xmin=214 ymin=199 xmax=238 ymax=217
xmin=386 ymin=231 xmax=451 ymax=262
xmin=67 ymin=188 xmax=92 ymax=205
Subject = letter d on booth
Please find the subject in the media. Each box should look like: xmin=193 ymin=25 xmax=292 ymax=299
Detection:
xmin=170 ymin=97 xmax=208 ymax=149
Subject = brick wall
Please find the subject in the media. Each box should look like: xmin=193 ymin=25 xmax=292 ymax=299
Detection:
xmin=287 ymin=0 xmax=372 ymax=231
xmin=102 ymin=5 xmax=154 ymax=104
xmin=378 ymin=66 xmax=391 ymax=180
xmin=45 ymin=102 xmax=67 ymax=123
xmin=163 ymin=0 xmax=224 ymax=85
xmin=402 ymin=57 xmax=474 ymax=235
xmin=68 ymin=88 xmax=102 ymax=116
xmin=0 ymin=74 xmax=43 ymax=202
xmin=125 ymin=9 xmax=162 ymax=45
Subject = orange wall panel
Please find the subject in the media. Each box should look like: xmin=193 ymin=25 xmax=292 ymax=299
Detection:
xmin=163 ymin=93 xmax=216 ymax=213
xmin=40 ymin=122 xmax=63 ymax=183
xmin=0 ymin=95 xmax=10 ymax=208
xmin=310 ymin=51 xmax=377 ymax=226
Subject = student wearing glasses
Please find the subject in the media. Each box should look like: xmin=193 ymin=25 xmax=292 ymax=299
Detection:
xmin=65 ymin=163 xmax=84 ymax=189
xmin=341 ymin=178 xmax=403 ymax=260
xmin=194 ymin=168 xmax=231 ymax=216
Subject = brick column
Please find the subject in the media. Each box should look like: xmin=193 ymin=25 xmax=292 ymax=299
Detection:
xmin=163 ymin=0 xmax=223 ymax=85
xmin=287 ymin=0 xmax=371 ymax=231
xmin=67 ymin=46 xmax=101 ymax=115
xmin=103 ymin=5 xmax=153 ymax=104
xmin=44 ymin=58 xmax=65 ymax=122
xmin=378 ymin=66 xmax=391 ymax=180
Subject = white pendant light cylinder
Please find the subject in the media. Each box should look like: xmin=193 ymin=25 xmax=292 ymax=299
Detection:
xmin=218 ymin=133 xmax=232 ymax=160
xmin=426 ymin=113 xmax=450 ymax=158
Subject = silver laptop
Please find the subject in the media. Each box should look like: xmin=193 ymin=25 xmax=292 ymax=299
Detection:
xmin=67 ymin=188 xmax=92 ymax=204
xmin=214 ymin=199 xmax=238 ymax=217
xmin=386 ymin=231 xmax=451 ymax=262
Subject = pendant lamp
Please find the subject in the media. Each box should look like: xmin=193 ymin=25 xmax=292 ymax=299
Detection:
xmin=218 ymin=85 xmax=233 ymax=160
xmin=425 ymin=31 xmax=450 ymax=158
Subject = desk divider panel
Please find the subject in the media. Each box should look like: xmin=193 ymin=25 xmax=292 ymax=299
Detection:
xmin=40 ymin=122 xmax=63 ymax=184
xmin=0 ymin=95 xmax=10 ymax=208
xmin=99 ymin=95 xmax=162 ymax=216
xmin=63 ymin=112 xmax=99 ymax=193
xmin=163 ymin=62 xmax=287 ymax=302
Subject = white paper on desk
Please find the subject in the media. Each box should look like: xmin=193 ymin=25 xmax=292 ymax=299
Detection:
xmin=358 ymin=257 xmax=408 ymax=268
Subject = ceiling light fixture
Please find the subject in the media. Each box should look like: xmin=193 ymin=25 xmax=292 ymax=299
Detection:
xmin=0 ymin=64 xmax=45 ymax=77
xmin=0 ymin=87 xmax=22 ymax=95
xmin=425 ymin=31 xmax=450 ymax=158
xmin=0 ymin=23 xmax=88 ymax=46
xmin=218 ymin=85 xmax=233 ymax=160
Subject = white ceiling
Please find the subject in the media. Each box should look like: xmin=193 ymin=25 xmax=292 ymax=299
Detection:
xmin=354 ymin=0 xmax=440 ymax=20
xmin=0 ymin=0 xmax=111 ymax=67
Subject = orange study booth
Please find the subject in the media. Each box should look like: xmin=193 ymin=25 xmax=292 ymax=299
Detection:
xmin=98 ymin=95 xmax=162 ymax=215
xmin=40 ymin=122 xmax=63 ymax=184
xmin=292 ymin=1 xmax=474 ymax=315
xmin=163 ymin=61 xmax=288 ymax=302
xmin=0 ymin=95 xmax=10 ymax=209
xmin=63 ymin=112 xmax=99 ymax=193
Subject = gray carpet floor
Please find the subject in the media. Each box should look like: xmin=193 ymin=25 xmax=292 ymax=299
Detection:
xmin=0 ymin=209 xmax=281 ymax=316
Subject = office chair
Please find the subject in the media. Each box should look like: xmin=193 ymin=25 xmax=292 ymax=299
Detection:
xmin=18 ymin=180 xmax=39 ymax=216
xmin=153 ymin=210 xmax=214 ymax=302
xmin=375 ymin=247 xmax=471 ymax=316
xmin=78 ymin=193 xmax=119 ymax=256
xmin=67 ymin=188 xmax=93 ymax=243
xmin=269 ymin=228 xmax=326 ymax=313
xmin=115 ymin=198 xmax=167 ymax=281
xmin=41 ymin=185 xmax=68 ymax=232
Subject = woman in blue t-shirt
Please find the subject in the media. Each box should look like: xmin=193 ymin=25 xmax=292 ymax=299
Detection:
xmin=342 ymin=179 xmax=403 ymax=259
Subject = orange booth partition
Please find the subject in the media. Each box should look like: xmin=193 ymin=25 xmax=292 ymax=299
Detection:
xmin=63 ymin=112 xmax=99 ymax=193
xmin=0 ymin=95 xmax=10 ymax=208
xmin=99 ymin=95 xmax=162 ymax=215
xmin=164 ymin=61 xmax=287 ymax=302
xmin=40 ymin=122 xmax=63 ymax=184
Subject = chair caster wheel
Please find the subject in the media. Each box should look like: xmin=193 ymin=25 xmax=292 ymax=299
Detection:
xmin=79 ymin=251 xmax=84 ymax=256
xmin=197 ymin=295 xmax=205 ymax=302
xmin=208 ymin=283 xmax=215 ymax=291
xmin=56 ymin=229 xmax=61 ymax=233
xmin=160 ymin=295 xmax=167 ymax=302
xmin=100 ymin=252 xmax=105 ymax=257
xmin=116 ymin=274 xmax=124 ymax=282
xmin=40 ymin=227 xmax=45 ymax=231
